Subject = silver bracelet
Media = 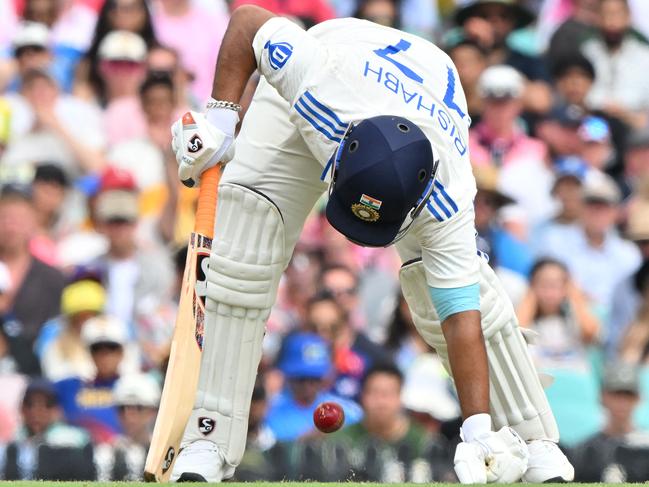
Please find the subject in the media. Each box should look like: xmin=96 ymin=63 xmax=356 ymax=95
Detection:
xmin=205 ymin=100 xmax=242 ymax=112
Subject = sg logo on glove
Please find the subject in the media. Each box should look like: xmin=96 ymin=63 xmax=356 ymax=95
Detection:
xmin=187 ymin=134 xmax=203 ymax=153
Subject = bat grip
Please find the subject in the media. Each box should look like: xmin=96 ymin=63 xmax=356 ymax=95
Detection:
xmin=194 ymin=166 xmax=221 ymax=238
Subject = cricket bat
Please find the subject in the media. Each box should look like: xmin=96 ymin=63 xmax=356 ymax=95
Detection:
xmin=144 ymin=161 xmax=222 ymax=482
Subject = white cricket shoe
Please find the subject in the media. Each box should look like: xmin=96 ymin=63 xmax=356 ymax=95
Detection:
xmin=523 ymin=439 xmax=574 ymax=483
xmin=170 ymin=440 xmax=235 ymax=482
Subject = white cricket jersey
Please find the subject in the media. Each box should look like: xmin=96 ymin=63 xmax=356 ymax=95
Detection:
xmin=252 ymin=16 xmax=477 ymax=223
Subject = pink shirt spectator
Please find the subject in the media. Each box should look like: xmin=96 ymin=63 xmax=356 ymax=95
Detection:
xmin=153 ymin=4 xmax=229 ymax=103
xmin=469 ymin=122 xmax=548 ymax=168
xmin=231 ymin=0 xmax=336 ymax=25
xmin=104 ymin=96 xmax=147 ymax=146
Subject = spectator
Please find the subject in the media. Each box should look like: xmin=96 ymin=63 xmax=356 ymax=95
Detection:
xmin=90 ymin=167 xmax=174 ymax=333
xmin=582 ymin=0 xmax=649 ymax=129
xmin=320 ymin=265 xmax=366 ymax=331
xmin=546 ymin=0 xmax=599 ymax=61
xmin=533 ymin=157 xmax=588 ymax=254
xmin=0 ymin=261 xmax=41 ymax=376
xmin=550 ymin=53 xmax=596 ymax=109
xmin=29 ymin=163 xmax=72 ymax=265
xmin=517 ymin=258 xmax=599 ymax=370
xmin=618 ymin=128 xmax=649 ymax=198
xmin=229 ymin=0 xmax=335 ymax=29
xmin=3 ymin=68 xmax=106 ymax=176
xmin=538 ymin=171 xmax=641 ymax=321
xmin=0 ymin=185 xmax=64 ymax=345
xmin=146 ymin=43 xmax=196 ymax=112
xmin=327 ymin=364 xmax=453 ymax=482
xmin=20 ymin=0 xmax=97 ymax=91
xmin=97 ymin=31 xmax=149 ymax=145
xmin=472 ymin=164 xmax=532 ymax=279
xmin=469 ymin=65 xmax=554 ymax=226
xmin=383 ymin=293 xmax=430 ymax=372
xmin=75 ymin=0 xmax=157 ymax=101
xmin=307 ymin=292 xmax=391 ymax=400
xmin=107 ymin=72 xmax=176 ymax=232
xmin=452 ymin=0 xmax=552 ymax=113
xmin=570 ymin=362 xmax=649 ymax=482
xmin=607 ymin=183 xmax=649 ymax=357
xmin=354 ymin=0 xmax=400 ymax=28
xmin=152 ymin=0 xmax=229 ymax=102
xmin=1 ymin=378 xmax=94 ymax=480
xmin=618 ymin=260 xmax=649 ymax=364
xmin=401 ymin=353 xmax=461 ymax=435
xmin=535 ymin=103 xmax=586 ymax=161
xmin=94 ymin=373 xmax=161 ymax=481
xmin=8 ymin=22 xmax=56 ymax=91
xmin=550 ymin=54 xmax=627 ymax=169
xmin=55 ymin=314 xmax=132 ymax=444
xmin=266 ymin=332 xmax=361 ymax=442
xmin=39 ymin=278 xmax=106 ymax=381
xmin=446 ymin=38 xmax=488 ymax=124
xmin=578 ymin=116 xmax=614 ymax=171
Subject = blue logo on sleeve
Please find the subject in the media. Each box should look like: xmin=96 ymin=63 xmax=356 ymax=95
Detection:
xmin=265 ymin=41 xmax=294 ymax=70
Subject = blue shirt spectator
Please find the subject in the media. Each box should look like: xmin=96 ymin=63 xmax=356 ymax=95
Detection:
xmin=266 ymin=333 xmax=362 ymax=442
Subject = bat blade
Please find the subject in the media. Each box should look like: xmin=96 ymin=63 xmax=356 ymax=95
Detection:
xmin=144 ymin=232 xmax=211 ymax=482
xmin=144 ymin=165 xmax=221 ymax=482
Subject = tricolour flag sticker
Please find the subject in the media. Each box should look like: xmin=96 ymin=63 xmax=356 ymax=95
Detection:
xmin=360 ymin=194 xmax=382 ymax=210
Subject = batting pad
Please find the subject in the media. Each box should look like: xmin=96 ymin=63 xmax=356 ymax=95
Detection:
xmin=181 ymin=183 xmax=285 ymax=466
xmin=399 ymin=257 xmax=559 ymax=442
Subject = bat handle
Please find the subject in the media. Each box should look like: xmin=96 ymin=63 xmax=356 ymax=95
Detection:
xmin=194 ymin=166 xmax=222 ymax=238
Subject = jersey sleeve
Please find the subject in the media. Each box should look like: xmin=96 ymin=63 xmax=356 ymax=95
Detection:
xmin=252 ymin=17 xmax=323 ymax=104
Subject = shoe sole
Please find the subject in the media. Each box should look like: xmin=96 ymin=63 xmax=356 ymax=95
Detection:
xmin=177 ymin=472 xmax=208 ymax=482
xmin=542 ymin=476 xmax=569 ymax=483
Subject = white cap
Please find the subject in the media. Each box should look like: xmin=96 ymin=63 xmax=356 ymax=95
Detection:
xmin=113 ymin=373 xmax=161 ymax=408
xmin=13 ymin=22 xmax=49 ymax=51
xmin=0 ymin=262 xmax=11 ymax=294
xmin=582 ymin=170 xmax=621 ymax=205
xmin=81 ymin=315 xmax=128 ymax=347
xmin=401 ymin=354 xmax=461 ymax=421
xmin=478 ymin=65 xmax=525 ymax=100
xmin=98 ymin=30 xmax=147 ymax=62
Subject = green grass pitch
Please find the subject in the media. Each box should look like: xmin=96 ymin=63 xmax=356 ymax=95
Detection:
xmin=0 ymin=483 xmax=639 ymax=486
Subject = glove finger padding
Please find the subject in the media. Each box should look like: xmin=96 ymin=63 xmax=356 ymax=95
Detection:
xmin=454 ymin=427 xmax=529 ymax=484
xmin=172 ymin=111 xmax=234 ymax=188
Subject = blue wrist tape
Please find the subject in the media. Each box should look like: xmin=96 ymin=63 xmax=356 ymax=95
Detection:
xmin=429 ymin=283 xmax=480 ymax=322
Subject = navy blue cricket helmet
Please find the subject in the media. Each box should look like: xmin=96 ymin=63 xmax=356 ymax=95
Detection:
xmin=325 ymin=115 xmax=437 ymax=247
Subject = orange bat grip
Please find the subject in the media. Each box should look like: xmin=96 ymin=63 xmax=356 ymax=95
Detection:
xmin=193 ymin=166 xmax=222 ymax=238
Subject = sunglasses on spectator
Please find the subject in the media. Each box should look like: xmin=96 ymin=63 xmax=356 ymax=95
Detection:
xmin=105 ymin=217 xmax=136 ymax=225
xmin=15 ymin=46 xmax=47 ymax=57
xmin=117 ymin=404 xmax=149 ymax=412
xmin=101 ymin=60 xmax=145 ymax=72
xmin=23 ymin=397 xmax=57 ymax=409
xmin=90 ymin=342 xmax=122 ymax=353
xmin=110 ymin=0 xmax=143 ymax=12
xmin=475 ymin=7 xmax=513 ymax=21
xmin=326 ymin=286 xmax=358 ymax=297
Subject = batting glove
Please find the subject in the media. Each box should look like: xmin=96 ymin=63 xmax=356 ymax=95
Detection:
xmin=454 ymin=426 xmax=529 ymax=484
xmin=171 ymin=108 xmax=238 ymax=187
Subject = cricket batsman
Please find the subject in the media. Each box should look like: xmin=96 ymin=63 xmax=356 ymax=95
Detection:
xmin=168 ymin=5 xmax=574 ymax=483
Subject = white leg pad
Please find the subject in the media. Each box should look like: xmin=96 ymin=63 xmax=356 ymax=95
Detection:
xmin=399 ymin=258 xmax=559 ymax=442
xmin=181 ymin=183 xmax=285 ymax=467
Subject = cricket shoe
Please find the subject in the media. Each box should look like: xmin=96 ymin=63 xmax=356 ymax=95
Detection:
xmin=170 ymin=439 xmax=235 ymax=482
xmin=523 ymin=439 xmax=574 ymax=483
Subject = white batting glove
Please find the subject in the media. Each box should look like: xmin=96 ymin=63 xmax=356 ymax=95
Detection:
xmin=171 ymin=107 xmax=238 ymax=187
xmin=454 ymin=426 xmax=529 ymax=484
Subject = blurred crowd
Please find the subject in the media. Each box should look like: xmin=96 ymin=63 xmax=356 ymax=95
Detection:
xmin=1 ymin=0 xmax=649 ymax=482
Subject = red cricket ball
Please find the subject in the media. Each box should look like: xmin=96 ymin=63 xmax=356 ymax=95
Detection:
xmin=313 ymin=401 xmax=345 ymax=433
